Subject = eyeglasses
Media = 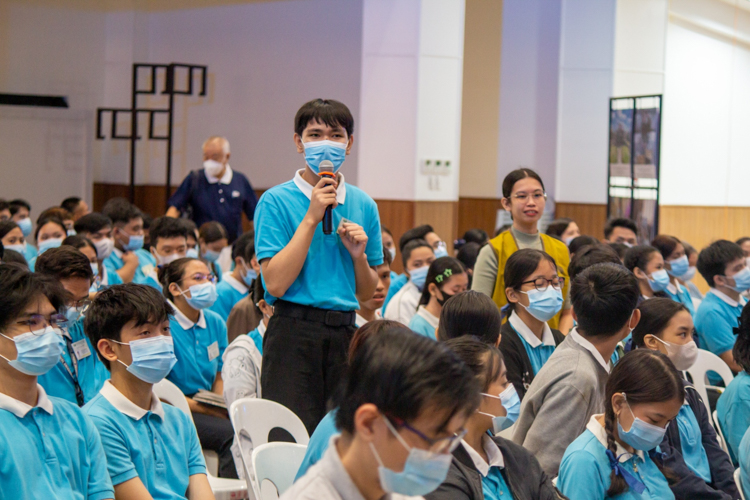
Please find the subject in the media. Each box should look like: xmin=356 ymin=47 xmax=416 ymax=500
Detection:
xmin=15 ymin=313 xmax=68 ymax=334
xmin=388 ymin=415 xmax=467 ymax=454
xmin=511 ymin=191 xmax=547 ymax=202
xmin=520 ymin=276 xmax=565 ymax=292
xmin=183 ymin=273 xmax=217 ymax=284
xmin=70 ymin=298 xmax=92 ymax=312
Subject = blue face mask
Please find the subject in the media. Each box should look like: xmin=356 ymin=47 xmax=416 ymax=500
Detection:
xmin=0 ymin=326 xmax=64 ymax=376
xmin=434 ymin=242 xmax=449 ymax=259
xmin=667 ymin=255 xmax=689 ymax=278
xmin=5 ymin=242 xmax=26 ymax=255
xmin=122 ymin=233 xmax=144 ymax=252
xmin=186 ymin=247 xmax=199 ymax=259
xmin=180 ymin=282 xmax=218 ymax=310
xmin=67 ymin=229 xmax=77 ymax=237
xmin=369 ymin=417 xmax=453 ymax=496
xmin=520 ymin=286 xmax=563 ymax=322
xmin=729 ymin=267 xmax=750 ymax=293
xmin=478 ymin=393 xmax=513 ymax=434
xmin=302 ymin=139 xmax=347 ymax=174
xmin=38 ymin=237 xmax=63 ymax=255
xmin=680 ymin=266 xmax=697 ymax=282
xmin=499 ymin=384 xmax=521 ymax=422
xmin=617 ymin=396 xmax=667 ymax=451
xmin=65 ymin=306 xmax=84 ymax=324
xmin=243 ymin=267 xmax=257 ymax=287
xmin=91 ymin=262 xmax=99 ymax=277
xmin=17 ymin=217 xmax=32 ymax=237
xmin=409 ymin=265 xmax=430 ymax=292
xmin=203 ymin=249 xmax=221 ymax=263
xmin=647 ymin=269 xmax=670 ymax=292
xmin=116 ymin=336 xmax=177 ymax=384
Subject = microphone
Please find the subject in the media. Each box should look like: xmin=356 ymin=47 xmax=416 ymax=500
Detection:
xmin=319 ymin=160 xmax=335 ymax=235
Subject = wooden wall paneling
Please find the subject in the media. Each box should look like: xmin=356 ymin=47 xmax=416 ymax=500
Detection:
xmin=457 ymin=197 xmax=503 ymax=240
xmin=555 ymin=202 xmax=608 ymax=239
xmin=373 ymin=199 xmax=416 ymax=274
xmin=415 ymin=201 xmax=458 ymax=252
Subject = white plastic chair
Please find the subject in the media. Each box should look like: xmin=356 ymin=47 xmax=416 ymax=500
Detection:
xmin=229 ymin=398 xmax=310 ymax=499
xmin=251 ymin=443 xmax=307 ymax=499
xmin=712 ymin=409 xmax=730 ymax=454
xmin=685 ymin=349 xmax=734 ymax=417
xmin=153 ymin=379 xmax=248 ymax=500
xmin=736 ymin=468 xmax=745 ymax=500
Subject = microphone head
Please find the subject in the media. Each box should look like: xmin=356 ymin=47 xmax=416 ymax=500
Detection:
xmin=319 ymin=160 xmax=334 ymax=176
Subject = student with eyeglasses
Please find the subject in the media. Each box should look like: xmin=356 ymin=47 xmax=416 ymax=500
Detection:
xmin=0 ymin=264 xmax=114 ymax=499
xmin=35 ymin=246 xmax=109 ymax=407
xmin=285 ymin=327 xmax=479 ymax=499
xmin=472 ymin=169 xmax=572 ymax=332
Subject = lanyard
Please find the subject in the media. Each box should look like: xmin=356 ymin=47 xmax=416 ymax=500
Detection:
xmin=60 ymin=335 xmax=85 ymax=407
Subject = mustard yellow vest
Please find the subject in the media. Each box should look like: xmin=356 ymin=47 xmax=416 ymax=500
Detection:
xmin=489 ymin=230 xmax=571 ymax=330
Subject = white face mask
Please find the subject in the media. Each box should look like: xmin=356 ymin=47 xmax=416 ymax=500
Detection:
xmin=94 ymin=237 xmax=114 ymax=260
xmin=203 ymin=159 xmax=224 ymax=178
xmin=652 ymin=336 xmax=699 ymax=371
xmin=153 ymin=249 xmax=183 ymax=266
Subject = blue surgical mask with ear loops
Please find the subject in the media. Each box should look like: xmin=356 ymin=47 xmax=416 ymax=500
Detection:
xmin=667 ymin=255 xmax=689 ymax=278
xmin=617 ymin=394 xmax=668 ymax=451
xmin=409 ymin=265 xmax=429 ymax=291
xmin=729 ymin=267 xmax=750 ymax=293
xmin=302 ymin=140 xmax=347 ymax=174
xmin=647 ymin=269 xmax=670 ymax=292
xmin=17 ymin=217 xmax=32 ymax=237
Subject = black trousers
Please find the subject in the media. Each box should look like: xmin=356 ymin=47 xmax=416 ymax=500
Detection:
xmin=192 ymin=412 xmax=239 ymax=479
xmin=261 ymin=304 xmax=355 ymax=435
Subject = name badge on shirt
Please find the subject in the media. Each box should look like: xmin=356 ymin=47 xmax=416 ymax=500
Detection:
xmin=232 ymin=190 xmax=240 ymax=198
xmin=207 ymin=341 xmax=220 ymax=361
xmin=72 ymin=339 xmax=91 ymax=360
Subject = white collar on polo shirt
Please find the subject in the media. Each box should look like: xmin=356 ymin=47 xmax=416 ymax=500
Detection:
xmin=168 ymin=299 xmax=207 ymax=329
xmin=0 ymin=384 xmax=54 ymax=418
xmin=461 ymin=434 xmax=505 ymax=477
xmin=293 ymin=169 xmax=347 ymax=205
xmin=568 ymin=327 xmax=611 ymax=373
xmin=99 ymin=380 xmax=165 ymax=420
xmin=205 ymin=164 xmax=233 ymax=185
xmin=709 ymin=287 xmax=747 ymax=308
xmin=223 ymin=274 xmax=248 ymax=294
xmin=509 ymin=310 xmax=555 ymax=348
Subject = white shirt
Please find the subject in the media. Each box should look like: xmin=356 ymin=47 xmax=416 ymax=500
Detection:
xmin=586 ymin=414 xmax=644 ymax=461
xmin=384 ymin=281 xmax=421 ymax=325
xmin=223 ymin=274 xmax=248 ymax=294
xmin=98 ymin=380 xmax=165 ymax=420
xmin=293 ymin=169 xmax=347 ymax=205
xmin=222 ymin=321 xmax=265 ymax=408
xmin=414 ymin=306 xmax=440 ymax=329
xmin=509 ymin=311 xmax=555 ymax=348
xmin=461 ymin=434 xmax=505 ymax=477
xmin=568 ymin=328 xmax=611 ymax=373
xmin=355 ymin=310 xmax=382 ymax=328
xmin=168 ymin=299 xmax=207 ymax=329
xmin=0 ymin=384 xmax=54 ymax=418
xmin=709 ymin=287 xmax=747 ymax=308
xmin=205 ymin=164 xmax=234 ymax=184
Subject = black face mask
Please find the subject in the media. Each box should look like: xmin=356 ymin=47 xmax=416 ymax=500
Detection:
xmin=436 ymin=289 xmax=453 ymax=307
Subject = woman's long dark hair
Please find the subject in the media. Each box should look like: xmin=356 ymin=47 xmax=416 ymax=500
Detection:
xmin=631 ymin=298 xmax=689 ymax=348
xmin=733 ymin=301 xmax=750 ymax=374
xmin=158 ymin=257 xmax=199 ymax=299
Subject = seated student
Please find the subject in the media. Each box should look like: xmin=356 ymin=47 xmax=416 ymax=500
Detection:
xmin=568 ymin=235 xmax=600 ymax=261
xmin=604 ymin=217 xmax=639 ymax=247
xmin=160 ymin=257 xmax=236 ymax=478
xmin=75 ymin=213 xmax=123 ymax=291
xmin=381 ymin=225 xmax=397 ymax=268
xmin=28 ymin=215 xmax=67 ymax=270
xmin=294 ymin=320 xmax=409 ymax=481
xmin=717 ymin=301 xmax=750 ymax=465
xmin=513 ymin=263 xmax=641 ymax=476
xmin=208 ymin=231 xmax=255 ymax=321
xmin=0 ymin=264 xmax=114 ymax=500
xmin=456 ymin=242 xmax=482 ymax=287
xmin=651 ymin=235 xmax=696 ymax=316
xmin=9 ymin=198 xmax=37 ymax=262
xmin=384 ymin=239 xmax=436 ymax=325
xmin=179 ymin=218 xmax=200 ymax=258
xmin=199 ymin=221 xmax=229 ymax=283
xmin=499 ymin=249 xmax=566 ymax=401
xmin=61 ymin=196 xmax=90 ymax=222
xmin=624 ymin=245 xmax=670 ymax=302
xmin=355 ymin=245 xmax=392 ymax=327
xmin=36 ymin=246 xmax=109 ymax=406
xmin=557 ymin=349 xmax=682 ymax=500
xmin=222 ymin=277 xmax=274 ymax=407
xmin=38 ymin=206 xmax=75 ymax=236
xmin=0 ymin=220 xmax=27 ymax=261
xmin=137 ymin=216 xmax=189 ymax=289
xmin=0 ymin=199 xmax=10 ymax=221
xmin=83 ymin=284 xmax=214 ymax=500
xmin=283 ymin=326 xmax=479 ymax=499
xmin=695 ymin=240 xmax=748 ymax=374
xmin=102 ymin=198 xmax=154 ymax=284
xmin=408 ymin=257 xmax=468 ymax=338
xmin=546 ymin=217 xmax=581 ymax=246
xmin=427 ymin=336 xmax=562 ymax=500
xmin=740 ymin=427 xmax=750 ymax=500
xmin=633 ymin=298 xmax=739 ymax=499
xmin=678 ymin=241 xmax=703 ymax=304
xmin=608 ymin=242 xmax=629 ymax=263
xmin=62 ymin=235 xmax=105 ymax=295
xmin=436 ymin=290 xmax=502 ymax=346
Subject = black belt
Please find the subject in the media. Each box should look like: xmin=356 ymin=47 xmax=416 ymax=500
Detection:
xmin=273 ymin=300 xmax=356 ymax=327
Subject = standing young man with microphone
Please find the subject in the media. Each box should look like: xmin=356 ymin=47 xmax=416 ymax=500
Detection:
xmin=254 ymin=99 xmax=382 ymax=434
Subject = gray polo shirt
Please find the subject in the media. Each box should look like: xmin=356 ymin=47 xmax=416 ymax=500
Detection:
xmin=282 ymin=435 xmax=424 ymax=500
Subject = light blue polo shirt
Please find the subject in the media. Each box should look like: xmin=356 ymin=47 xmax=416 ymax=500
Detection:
xmin=134 ymin=265 xmax=161 ymax=291
xmin=694 ymin=289 xmax=745 ymax=357
xmin=207 ymin=275 xmax=248 ymax=320
xmin=509 ymin=312 xmax=556 ymax=375
xmin=665 ymin=283 xmax=696 ymax=317
xmin=248 ymin=326 xmax=263 ymax=355
xmin=23 ymin=242 xmax=37 ymax=263
xmin=461 ymin=435 xmax=514 ymax=500
xmin=254 ymin=171 xmax=383 ymax=311
xmin=103 ymin=248 xmax=155 ymax=284
xmin=0 ymin=385 xmax=114 ymax=500
xmin=166 ymin=303 xmax=228 ymax=396
xmin=675 ymin=403 xmax=711 ymax=482
xmin=84 ymin=381 xmax=206 ymax=497
xmin=739 ymin=426 xmax=750 ymax=500
xmin=408 ymin=306 xmax=439 ymax=338
xmin=295 ymin=408 xmax=339 ymax=481
xmin=558 ymin=416 xmax=674 ymax=500
xmin=38 ymin=317 xmax=110 ymax=406
xmin=717 ymin=371 xmax=750 ymax=464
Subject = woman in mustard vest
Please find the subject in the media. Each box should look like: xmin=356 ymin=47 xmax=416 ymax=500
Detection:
xmin=472 ymin=168 xmax=573 ymax=332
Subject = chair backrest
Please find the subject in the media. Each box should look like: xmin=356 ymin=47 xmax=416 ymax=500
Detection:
xmin=712 ymin=409 xmax=729 ymax=453
xmin=252 ymin=443 xmax=307 ymax=499
xmin=686 ymin=349 xmax=734 ymax=416
xmin=736 ymin=468 xmax=745 ymax=500
xmin=153 ymin=378 xmax=194 ymax=423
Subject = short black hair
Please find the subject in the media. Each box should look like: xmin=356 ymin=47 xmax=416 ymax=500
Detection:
xmin=61 ymin=197 xmax=82 ymax=214
xmin=607 ymin=242 xmax=629 ymax=260
xmin=335 ymin=327 xmax=480 ymax=434
xmin=0 ymin=199 xmax=9 ymax=213
xmin=0 ymin=220 xmax=20 ymax=240
xmin=456 ymin=242 xmax=481 ymax=271
xmin=178 ymin=218 xmax=198 ymax=242
xmin=148 ymin=216 xmax=188 ymax=247
xmin=2 ymin=249 xmax=28 ymax=268
xmin=455 ymin=229 xmax=489 ymax=250
xmin=568 ymin=235 xmax=600 ymax=256
xmin=502 ymin=168 xmax=545 ymax=199
xmin=604 ymin=217 xmax=638 ymax=239
xmin=569 ymin=245 xmax=622 ymax=281
xmin=199 ymin=221 xmax=229 ymax=244
xmin=437 ymin=290 xmax=502 ymax=345
xmin=231 ymin=231 xmax=255 ymax=261
xmin=84 ymin=283 xmax=173 ymax=369
xmin=62 ymin=235 xmax=97 ymax=257
xmin=74 ymin=212 xmax=112 ymax=235
xmin=102 ymin=198 xmax=142 ymax=226
xmin=623 ymin=245 xmax=660 ymax=274
xmin=402 ymin=238 xmax=433 ymax=268
xmin=545 ymin=218 xmax=574 ymax=240
xmin=0 ymin=263 xmax=66 ymax=331
xmin=632 ymin=298 xmax=689 ymax=348
xmin=571 ymin=263 xmax=640 ymax=337
xmin=399 ymin=225 xmax=436 ymax=252
xmin=697 ymin=240 xmax=745 ymax=288
xmin=294 ymin=99 xmax=354 ymax=138
xmin=9 ymin=199 xmax=31 ymax=215
xmin=35 ymin=246 xmax=94 ymax=283
xmin=737 ymin=237 xmax=750 ymax=247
